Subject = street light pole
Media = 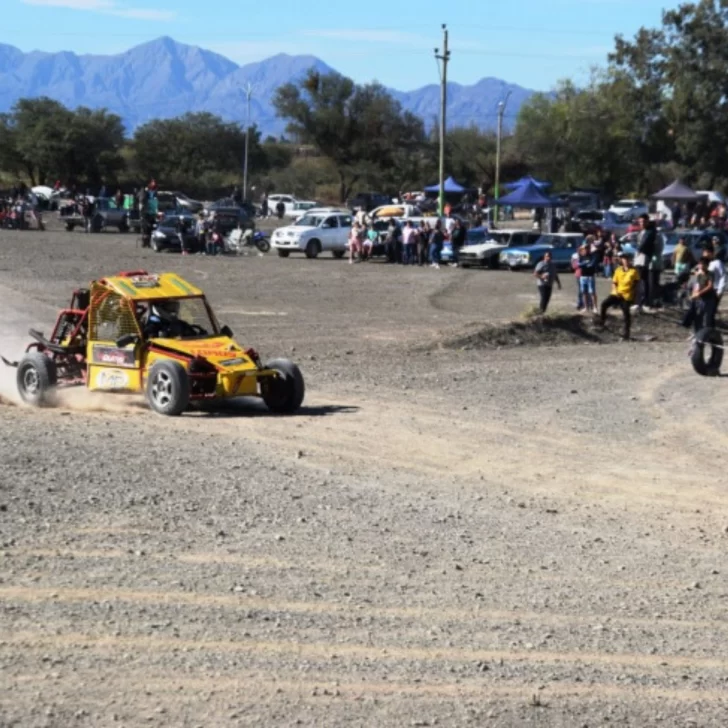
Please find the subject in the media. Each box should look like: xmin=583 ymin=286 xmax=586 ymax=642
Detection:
xmin=434 ymin=25 xmax=450 ymax=217
xmin=242 ymin=82 xmax=254 ymax=202
xmin=494 ymin=90 xmax=511 ymax=226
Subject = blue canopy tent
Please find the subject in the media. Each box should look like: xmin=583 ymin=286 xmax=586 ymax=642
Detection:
xmin=424 ymin=176 xmax=469 ymax=194
xmin=504 ymin=175 xmax=551 ymax=191
xmin=495 ymin=180 xmax=559 ymax=207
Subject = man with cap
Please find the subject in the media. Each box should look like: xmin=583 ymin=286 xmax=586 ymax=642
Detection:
xmin=598 ymin=250 xmax=640 ymax=340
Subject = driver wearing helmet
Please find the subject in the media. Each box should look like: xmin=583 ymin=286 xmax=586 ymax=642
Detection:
xmin=144 ymin=300 xmax=185 ymax=338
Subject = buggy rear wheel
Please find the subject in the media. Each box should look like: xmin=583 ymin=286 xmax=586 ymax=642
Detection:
xmin=261 ymin=359 xmax=305 ymax=413
xmin=145 ymin=360 xmax=190 ymax=416
xmin=17 ymin=352 xmax=57 ymax=406
xmin=692 ymin=328 xmax=723 ymax=376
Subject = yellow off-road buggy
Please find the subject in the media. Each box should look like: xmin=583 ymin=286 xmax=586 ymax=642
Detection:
xmin=3 ymin=270 xmax=304 ymax=416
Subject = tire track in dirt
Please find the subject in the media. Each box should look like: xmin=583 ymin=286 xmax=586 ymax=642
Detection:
xmin=4 ymin=629 xmax=728 ymax=674
xmin=3 ymin=584 xmax=727 ymax=633
xmin=4 ymin=666 xmax=727 ymax=704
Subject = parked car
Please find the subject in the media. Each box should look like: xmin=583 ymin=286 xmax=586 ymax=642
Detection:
xmin=267 ymin=194 xmax=301 ymax=216
xmin=272 ymin=211 xmax=353 ymax=258
xmin=659 ymin=229 xmax=728 ymax=269
xmin=500 ymin=233 xmax=585 ymax=271
xmin=286 ymin=200 xmax=319 ymax=218
xmin=347 ymin=192 xmax=392 ymax=213
xmin=459 ymin=229 xmax=541 ymax=269
xmin=157 ymin=190 xmax=204 ymax=214
xmin=60 ymin=197 xmax=133 ymax=233
xmin=608 ymin=199 xmax=649 ymax=220
xmin=205 ymin=199 xmax=256 ymax=236
xmin=150 ymin=212 xmax=199 ymax=253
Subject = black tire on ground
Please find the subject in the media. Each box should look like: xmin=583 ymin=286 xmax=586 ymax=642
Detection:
xmin=692 ymin=328 xmax=724 ymax=376
xmin=145 ymin=360 xmax=190 ymax=416
xmin=255 ymin=238 xmax=271 ymax=253
xmin=65 ymin=222 xmax=76 ymax=232
xmin=261 ymin=358 xmax=305 ymax=414
xmin=16 ymin=352 xmax=58 ymax=407
xmin=332 ymin=250 xmax=346 ymax=259
xmin=277 ymin=249 xmax=290 ymax=258
xmin=305 ymin=240 xmax=321 ymax=259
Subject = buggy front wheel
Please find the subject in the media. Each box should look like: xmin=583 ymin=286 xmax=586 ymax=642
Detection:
xmin=17 ymin=352 xmax=58 ymax=406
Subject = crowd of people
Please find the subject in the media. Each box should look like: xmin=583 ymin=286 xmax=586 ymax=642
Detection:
xmin=533 ymin=213 xmax=726 ymax=341
xmin=0 ymin=183 xmax=44 ymax=230
xmin=347 ymin=210 xmax=473 ymax=268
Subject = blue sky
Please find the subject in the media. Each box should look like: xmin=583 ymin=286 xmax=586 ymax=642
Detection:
xmin=12 ymin=0 xmax=677 ymax=91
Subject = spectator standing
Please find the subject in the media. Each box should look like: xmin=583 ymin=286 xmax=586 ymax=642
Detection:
xmin=705 ymin=246 xmax=726 ymax=313
xmin=384 ymin=218 xmax=401 ymax=263
xmin=682 ymin=258 xmax=716 ymax=333
xmin=533 ymin=250 xmax=561 ymax=313
xmin=451 ymin=218 xmax=466 ymax=267
xmin=195 ymin=212 xmax=207 ymax=254
xmin=428 ymin=220 xmax=444 ymax=270
xmin=275 ymin=200 xmax=285 ymax=220
xmin=647 ymin=230 xmax=664 ymax=308
xmin=578 ymin=239 xmax=598 ymax=313
xmin=417 ymin=223 xmax=429 ymax=266
xmin=599 ymin=251 xmax=640 ymax=340
xmin=348 ymin=222 xmax=362 ymax=264
xmin=571 ymin=247 xmax=584 ymax=310
xmin=114 ymin=188 xmax=124 ymax=210
xmin=634 ymin=214 xmax=656 ymax=312
xmin=260 ymin=193 xmax=269 ymax=218
xmin=402 ymin=220 xmax=416 ymax=265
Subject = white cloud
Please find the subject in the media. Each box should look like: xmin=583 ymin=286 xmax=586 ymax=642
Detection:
xmin=22 ymin=0 xmax=175 ymax=20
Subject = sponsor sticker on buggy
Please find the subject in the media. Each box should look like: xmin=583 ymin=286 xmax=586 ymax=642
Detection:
xmin=219 ymin=357 xmax=245 ymax=367
xmin=130 ymin=275 xmax=160 ymax=288
xmin=92 ymin=345 xmax=136 ymax=367
xmin=94 ymin=369 xmax=129 ymax=390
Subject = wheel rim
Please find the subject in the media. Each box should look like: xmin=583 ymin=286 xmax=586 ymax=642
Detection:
xmin=22 ymin=366 xmax=39 ymax=395
xmin=150 ymin=371 xmax=173 ymax=407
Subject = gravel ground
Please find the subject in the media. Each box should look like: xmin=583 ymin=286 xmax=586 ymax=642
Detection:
xmin=2 ymin=225 xmax=728 ymax=727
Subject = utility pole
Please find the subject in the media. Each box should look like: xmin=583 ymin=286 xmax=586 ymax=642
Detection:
xmin=493 ymin=90 xmax=511 ymax=226
xmin=434 ymin=25 xmax=450 ymax=217
xmin=242 ymin=82 xmax=254 ymax=202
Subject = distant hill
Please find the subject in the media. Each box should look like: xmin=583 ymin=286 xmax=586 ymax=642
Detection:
xmin=0 ymin=37 xmax=539 ymax=136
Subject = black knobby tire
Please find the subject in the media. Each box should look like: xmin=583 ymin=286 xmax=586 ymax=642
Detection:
xmin=332 ymin=250 xmax=346 ymax=259
xmin=145 ymin=360 xmax=190 ymax=416
xmin=305 ymin=240 xmax=321 ymax=259
xmin=17 ymin=352 xmax=58 ymax=407
xmin=692 ymin=328 xmax=723 ymax=376
xmin=277 ymin=249 xmax=290 ymax=258
xmin=255 ymin=237 xmax=271 ymax=253
xmin=261 ymin=358 xmax=305 ymax=414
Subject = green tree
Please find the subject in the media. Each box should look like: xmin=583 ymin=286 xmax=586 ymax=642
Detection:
xmin=514 ymin=75 xmax=641 ymax=197
xmin=0 ymin=97 xmax=125 ymax=187
xmin=610 ymin=0 xmax=728 ymax=189
xmin=132 ymin=112 xmax=261 ymax=191
xmin=273 ymin=70 xmax=426 ymax=201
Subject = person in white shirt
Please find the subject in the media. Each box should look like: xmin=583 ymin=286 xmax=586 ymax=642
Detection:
xmin=402 ymin=220 xmax=416 ymax=265
xmin=705 ymin=247 xmax=726 ymax=309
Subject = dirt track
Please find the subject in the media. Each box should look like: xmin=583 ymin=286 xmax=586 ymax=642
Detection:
xmin=2 ymin=227 xmax=728 ymax=726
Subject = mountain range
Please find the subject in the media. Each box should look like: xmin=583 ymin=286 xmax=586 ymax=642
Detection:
xmin=0 ymin=37 xmax=538 ymax=137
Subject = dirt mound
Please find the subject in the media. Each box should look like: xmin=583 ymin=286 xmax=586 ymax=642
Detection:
xmin=432 ymin=309 xmax=706 ymax=350
xmin=0 ymin=394 xmax=16 ymax=406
